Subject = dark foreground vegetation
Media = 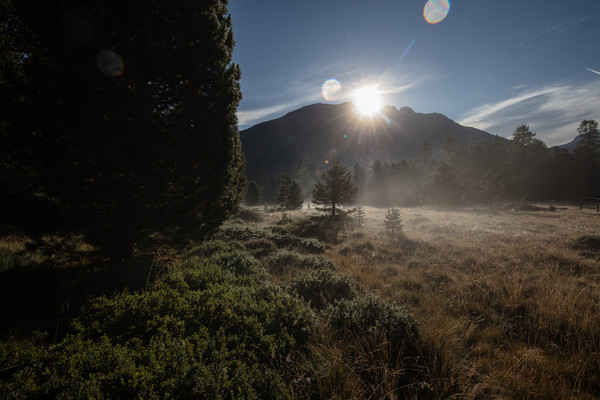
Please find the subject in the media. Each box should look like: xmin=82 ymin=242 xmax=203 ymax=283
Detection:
xmin=2 ymin=206 xmax=600 ymax=399
xmin=1 ymin=212 xmax=435 ymax=399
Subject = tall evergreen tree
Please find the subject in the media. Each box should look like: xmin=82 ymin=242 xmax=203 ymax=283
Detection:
xmin=0 ymin=1 xmax=245 ymax=258
xmin=574 ymin=120 xmax=600 ymax=194
xmin=511 ymin=124 xmax=536 ymax=147
xmin=312 ymin=159 xmax=358 ymax=217
xmin=423 ymin=162 xmax=463 ymax=205
xmin=352 ymin=164 xmax=366 ymax=190
xmin=245 ymin=181 xmax=261 ymax=206
xmin=277 ymin=176 xmax=303 ymax=210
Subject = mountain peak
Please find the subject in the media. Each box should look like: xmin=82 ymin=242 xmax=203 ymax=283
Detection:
xmin=240 ymin=103 xmax=498 ymax=177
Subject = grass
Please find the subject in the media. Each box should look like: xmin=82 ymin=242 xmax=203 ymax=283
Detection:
xmin=1 ymin=204 xmax=599 ymax=398
xmin=318 ymin=205 xmax=600 ymax=399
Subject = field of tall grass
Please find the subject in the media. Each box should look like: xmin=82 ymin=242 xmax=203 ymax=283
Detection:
xmin=303 ymin=205 xmax=600 ymax=399
xmin=1 ymin=204 xmax=599 ymax=398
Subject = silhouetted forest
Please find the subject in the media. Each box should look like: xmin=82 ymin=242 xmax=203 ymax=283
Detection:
xmin=248 ymin=122 xmax=600 ymax=207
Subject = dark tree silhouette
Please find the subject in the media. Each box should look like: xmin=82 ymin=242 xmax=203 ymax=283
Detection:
xmin=277 ymin=176 xmax=303 ymax=210
xmin=423 ymin=162 xmax=463 ymax=205
xmin=0 ymin=0 xmax=245 ymax=259
xmin=245 ymin=181 xmax=261 ymax=206
xmin=312 ymin=160 xmax=358 ymax=217
xmin=511 ymin=124 xmax=537 ymax=147
xmin=574 ymin=120 xmax=600 ymax=194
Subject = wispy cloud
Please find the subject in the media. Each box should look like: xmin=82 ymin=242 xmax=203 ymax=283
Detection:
xmin=237 ymin=62 xmax=435 ymax=129
xmin=459 ymin=80 xmax=600 ymax=146
xmin=586 ymin=68 xmax=600 ymax=76
xmin=237 ymin=96 xmax=319 ymax=127
xmin=542 ymin=12 xmax=597 ymax=35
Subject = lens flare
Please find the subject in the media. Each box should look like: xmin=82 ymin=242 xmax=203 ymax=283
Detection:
xmin=321 ymin=79 xmax=342 ymax=101
xmin=424 ymin=0 xmax=450 ymax=24
xmin=95 ymin=50 xmax=124 ymax=77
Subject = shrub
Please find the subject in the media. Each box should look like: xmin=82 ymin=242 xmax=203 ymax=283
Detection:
xmin=265 ymin=250 xmax=334 ymax=275
xmin=215 ymin=221 xmax=267 ymax=241
xmin=243 ymin=238 xmax=277 ymax=258
xmin=572 ymin=235 xmax=600 ymax=251
xmin=234 ymin=207 xmax=264 ymax=223
xmin=325 ymin=294 xmax=419 ymax=349
xmin=269 ymin=233 xmax=325 ymax=254
xmin=187 ymin=241 xmax=261 ymax=276
xmin=288 ymin=215 xmax=352 ymax=243
xmin=291 ymin=269 xmax=358 ymax=311
xmin=0 ymin=252 xmax=314 ymax=399
xmin=265 ymin=250 xmax=303 ymax=274
xmin=323 ymin=294 xmax=423 ymax=399
xmin=299 ymin=255 xmax=335 ymax=270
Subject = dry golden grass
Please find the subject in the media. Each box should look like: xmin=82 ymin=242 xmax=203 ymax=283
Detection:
xmin=317 ymin=205 xmax=600 ymax=399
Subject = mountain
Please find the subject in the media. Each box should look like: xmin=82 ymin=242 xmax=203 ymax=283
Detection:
xmin=552 ymin=135 xmax=581 ymax=152
xmin=240 ymin=102 xmax=501 ymax=177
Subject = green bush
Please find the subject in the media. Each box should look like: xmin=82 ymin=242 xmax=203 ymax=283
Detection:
xmin=291 ymin=269 xmax=358 ymax=311
xmin=215 ymin=221 xmax=267 ymax=242
xmin=234 ymin=208 xmax=264 ymax=223
xmin=265 ymin=250 xmax=303 ymax=274
xmin=243 ymin=238 xmax=277 ymax=258
xmin=0 ymin=245 xmax=313 ymax=399
xmin=265 ymin=250 xmax=334 ymax=275
xmin=325 ymin=294 xmax=419 ymax=349
xmin=288 ymin=215 xmax=353 ymax=243
xmin=269 ymin=233 xmax=325 ymax=254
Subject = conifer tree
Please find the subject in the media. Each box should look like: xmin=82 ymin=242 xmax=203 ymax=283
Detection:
xmin=0 ymin=1 xmax=245 ymax=259
xmin=277 ymin=176 xmax=304 ymax=210
xmin=384 ymin=207 xmax=403 ymax=236
xmin=312 ymin=159 xmax=358 ymax=217
xmin=355 ymin=204 xmax=366 ymax=227
xmin=574 ymin=119 xmax=600 ymax=194
xmin=245 ymin=181 xmax=261 ymax=206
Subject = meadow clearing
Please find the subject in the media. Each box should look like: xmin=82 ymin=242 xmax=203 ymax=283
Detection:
xmin=271 ymin=204 xmax=600 ymax=398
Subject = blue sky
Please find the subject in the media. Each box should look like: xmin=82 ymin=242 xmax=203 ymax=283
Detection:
xmin=229 ymin=0 xmax=600 ymax=146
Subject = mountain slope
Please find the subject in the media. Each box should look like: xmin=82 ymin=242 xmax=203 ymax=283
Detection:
xmin=240 ymin=103 xmax=500 ymax=177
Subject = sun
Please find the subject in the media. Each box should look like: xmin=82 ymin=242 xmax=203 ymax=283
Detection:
xmin=354 ymin=86 xmax=382 ymax=116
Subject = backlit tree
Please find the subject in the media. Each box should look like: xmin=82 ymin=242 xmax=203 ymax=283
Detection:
xmin=0 ymin=0 xmax=245 ymax=259
xmin=312 ymin=160 xmax=358 ymax=217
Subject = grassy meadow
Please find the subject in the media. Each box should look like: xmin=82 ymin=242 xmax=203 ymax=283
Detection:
xmin=1 ymin=204 xmax=599 ymax=398
xmin=256 ymin=204 xmax=600 ymax=398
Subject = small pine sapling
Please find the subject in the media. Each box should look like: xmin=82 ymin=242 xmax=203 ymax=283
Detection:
xmin=384 ymin=207 xmax=403 ymax=236
xmin=355 ymin=204 xmax=366 ymax=227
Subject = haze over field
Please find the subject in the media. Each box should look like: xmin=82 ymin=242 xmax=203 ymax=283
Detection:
xmin=230 ymin=0 xmax=600 ymax=146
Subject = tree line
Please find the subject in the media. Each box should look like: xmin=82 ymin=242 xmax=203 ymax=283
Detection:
xmin=246 ymin=120 xmax=600 ymax=210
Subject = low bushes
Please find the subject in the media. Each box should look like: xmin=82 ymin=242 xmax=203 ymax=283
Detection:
xmin=0 ymin=241 xmax=314 ymax=399
xmin=291 ymin=269 xmax=359 ymax=311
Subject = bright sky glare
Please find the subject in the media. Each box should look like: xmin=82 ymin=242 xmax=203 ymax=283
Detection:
xmin=229 ymin=1 xmax=600 ymax=146
xmin=354 ymin=87 xmax=382 ymax=116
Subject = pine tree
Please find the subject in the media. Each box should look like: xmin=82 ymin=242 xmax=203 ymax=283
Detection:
xmin=511 ymin=124 xmax=536 ymax=147
xmin=277 ymin=176 xmax=304 ymax=210
xmin=384 ymin=207 xmax=403 ymax=236
xmin=245 ymin=181 xmax=261 ymax=206
xmin=0 ymin=1 xmax=245 ymax=259
xmin=312 ymin=159 xmax=358 ymax=217
xmin=355 ymin=204 xmax=366 ymax=227
xmin=574 ymin=120 xmax=600 ymax=194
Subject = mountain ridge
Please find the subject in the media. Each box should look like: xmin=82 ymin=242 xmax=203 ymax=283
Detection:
xmin=240 ymin=102 xmax=502 ymax=177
